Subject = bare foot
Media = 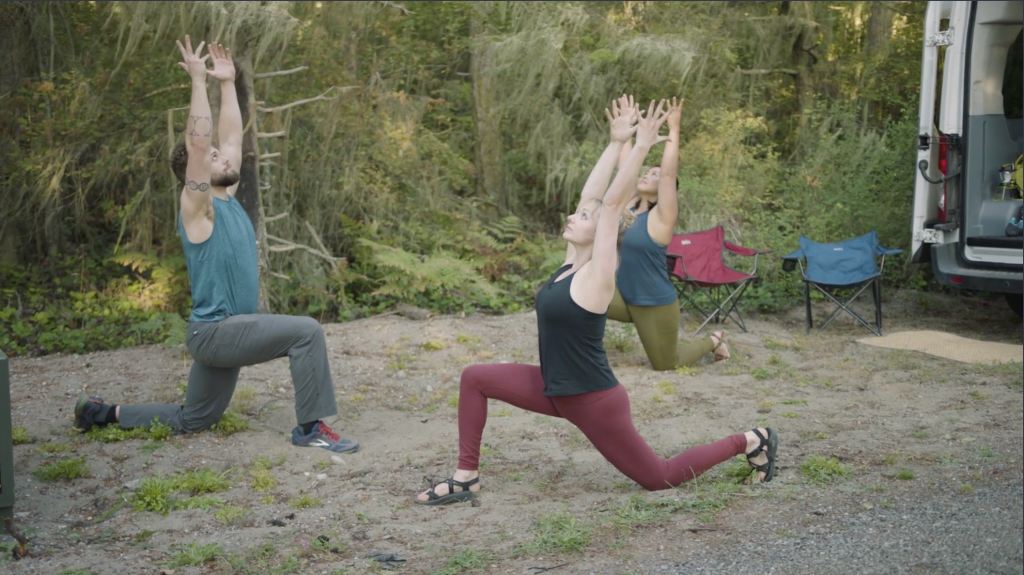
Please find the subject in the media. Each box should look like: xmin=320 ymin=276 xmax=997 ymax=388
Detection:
xmin=415 ymin=470 xmax=481 ymax=504
xmin=711 ymin=331 xmax=730 ymax=362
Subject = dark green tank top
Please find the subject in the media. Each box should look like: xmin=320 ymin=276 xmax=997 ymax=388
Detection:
xmin=536 ymin=264 xmax=619 ymax=396
xmin=178 ymin=196 xmax=259 ymax=322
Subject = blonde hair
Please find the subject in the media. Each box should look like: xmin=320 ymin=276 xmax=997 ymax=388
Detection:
xmin=585 ymin=198 xmax=636 ymax=250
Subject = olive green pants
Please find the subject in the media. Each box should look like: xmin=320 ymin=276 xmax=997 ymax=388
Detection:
xmin=608 ymin=288 xmax=715 ymax=371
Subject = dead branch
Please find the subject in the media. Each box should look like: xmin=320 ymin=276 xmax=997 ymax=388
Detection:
xmin=303 ymin=219 xmax=341 ymax=272
xmin=738 ymin=68 xmax=799 ymax=76
xmin=133 ymin=84 xmax=189 ymax=104
xmin=258 ymin=86 xmax=357 ymax=114
xmin=265 ymin=212 xmax=289 ymax=223
xmin=257 ymin=130 xmax=287 ymax=138
xmin=253 ymin=66 xmax=309 ymax=79
xmin=259 ymin=152 xmax=282 ymax=160
xmin=268 ymin=270 xmax=292 ymax=281
xmin=266 ymin=233 xmax=345 ymax=271
xmin=377 ymin=1 xmax=412 ymax=15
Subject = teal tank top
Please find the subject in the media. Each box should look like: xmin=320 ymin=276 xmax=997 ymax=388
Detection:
xmin=616 ymin=210 xmax=678 ymax=306
xmin=178 ymin=196 xmax=259 ymax=322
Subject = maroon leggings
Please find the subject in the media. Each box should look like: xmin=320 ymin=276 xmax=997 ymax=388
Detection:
xmin=457 ymin=363 xmax=747 ymax=491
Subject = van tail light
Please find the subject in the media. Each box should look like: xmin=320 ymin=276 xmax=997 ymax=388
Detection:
xmin=937 ymin=137 xmax=949 ymax=223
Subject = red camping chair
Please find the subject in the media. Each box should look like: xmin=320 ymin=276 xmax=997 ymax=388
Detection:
xmin=666 ymin=226 xmax=771 ymax=335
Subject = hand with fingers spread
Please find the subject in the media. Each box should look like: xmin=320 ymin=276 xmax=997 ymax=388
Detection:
xmin=666 ymin=96 xmax=683 ymax=136
xmin=634 ymin=99 xmax=672 ymax=150
xmin=176 ymin=35 xmax=209 ymax=80
xmin=207 ymin=42 xmax=236 ymax=83
xmin=605 ymin=94 xmax=639 ymax=144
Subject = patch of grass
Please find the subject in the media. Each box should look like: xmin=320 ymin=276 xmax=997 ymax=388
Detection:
xmin=84 ymin=425 xmax=147 ymax=443
xmin=214 ymin=505 xmax=250 ymax=526
xmin=36 ymin=442 xmax=73 ymax=454
xmin=780 ymin=412 xmax=798 ymax=419
xmin=259 ymin=495 xmax=274 ymax=505
xmin=428 ymin=548 xmax=493 ymax=575
xmin=456 ymin=334 xmax=481 ymax=344
xmin=229 ymin=385 xmax=258 ymax=415
xmin=178 ymin=496 xmax=225 ymax=511
xmin=12 ymin=426 xmax=34 ymax=444
xmin=252 ymin=453 xmax=287 ymax=470
xmin=780 ymin=399 xmax=807 ymax=405
xmin=291 ymin=494 xmax=321 ymax=509
xmin=180 ymin=468 xmax=231 ymax=495
xmin=517 ymin=513 xmax=591 ymax=555
xmin=604 ymin=324 xmax=637 ymax=354
xmin=33 ymin=456 xmax=89 ymax=481
xmin=978 ymin=446 xmax=997 ymax=459
xmin=766 ymin=354 xmax=788 ymax=367
xmin=147 ymin=420 xmax=173 ymax=441
xmin=56 ymin=570 xmax=96 ymax=575
xmin=211 ymin=412 xmax=250 ymax=436
xmin=133 ymin=476 xmax=178 ymax=515
xmin=813 ymin=432 xmax=829 ymax=440
xmin=165 ymin=542 xmax=222 ymax=567
xmin=757 ymin=400 xmax=775 ymax=408
xmin=448 ymin=395 xmax=459 ymax=408
xmin=313 ymin=458 xmax=333 ymax=471
xmin=969 ymin=390 xmax=988 ymax=400
xmin=250 ymin=468 xmax=278 ymax=492
xmin=422 ymin=339 xmax=445 ymax=351
xmin=750 ymin=367 xmax=772 ymax=380
xmin=140 ymin=441 xmax=165 ymax=453
xmin=655 ymin=380 xmax=676 ymax=395
xmin=492 ymin=408 xmax=513 ymax=417
xmin=134 ymin=530 xmax=157 ymax=543
xmin=959 ymin=483 xmax=973 ymax=493
xmin=894 ymin=469 xmax=915 ymax=480
xmin=910 ymin=431 xmax=929 ymax=439
xmin=800 ymin=455 xmax=851 ymax=484
xmin=883 ymin=450 xmax=901 ymax=465
xmin=505 ymin=472 xmax=525 ymax=482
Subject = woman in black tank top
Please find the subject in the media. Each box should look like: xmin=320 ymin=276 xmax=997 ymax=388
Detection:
xmin=414 ymin=96 xmax=779 ymax=506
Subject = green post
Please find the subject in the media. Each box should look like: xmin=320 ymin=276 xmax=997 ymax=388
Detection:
xmin=0 ymin=351 xmax=13 ymax=520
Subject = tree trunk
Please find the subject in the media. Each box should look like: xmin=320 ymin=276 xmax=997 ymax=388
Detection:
xmin=469 ymin=4 xmax=503 ymax=214
xmin=862 ymin=1 xmax=894 ymax=124
xmin=232 ymin=52 xmax=272 ymax=313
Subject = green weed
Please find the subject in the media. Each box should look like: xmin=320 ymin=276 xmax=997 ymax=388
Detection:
xmin=12 ymin=426 xmax=34 ymax=444
xmin=422 ymin=339 xmax=445 ymax=351
xmin=36 ymin=442 xmax=73 ymax=454
xmin=178 ymin=496 xmax=225 ymax=511
xmin=448 ymin=395 xmax=459 ymax=408
xmin=780 ymin=412 xmax=798 ymax=418
xmin=655 ymin=381 xmax=676 ymax=395
xmin=604 ymin=325 xmax=636 ymax=354
xmin=165 ymin=542 xmax=222 ymax=567
xmin=211 ymin=412 xmax=250 ymax=436
xmin=800 ymin=455 xmax=851 ymax=484
xmin=33 ymin=457 xmax=89 ymax=481
xmin=250 ymin=468 xmax=278 ymax=492
xmin=84 ymin=425 xmax=147 ymax=443
xmin=133 ymin=476 xmax=178 ymax=515
xmin=910 ymin=431 xmax=928 ymax=439
xmin=230 ymin=386 xmax=258 ymax=415
xmin=750 ymin=367 xmax=772 ymax=380
xmin=214 ymin=506 xmax=250 ymax=526
xmin=894 ymin=469 xmax=915 ymax=480
xmin=959 ymin=484 xmax=973 ymax=493
xmin=180 ymin=468 xmax=231 ymax=495
xmin=428 ymin=548 xmax=493 ymax=575
xmin=813 ymin=432 xmax=829 ymax=440
xmin=291 ymin=494 xmax=322 ymax=509
xmin=780 ymin=398 xmax=807 ymax=405
xmin=517 ymin=513 xmax=591 ymax=555
xmin=676 ymin=365 xmax=701 ymax=376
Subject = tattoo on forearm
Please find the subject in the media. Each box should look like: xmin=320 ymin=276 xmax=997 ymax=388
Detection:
xmin=185 ymin=178 xmax=210 ymax=192
xmin=188 ymin=115 xmax=213 ymax=137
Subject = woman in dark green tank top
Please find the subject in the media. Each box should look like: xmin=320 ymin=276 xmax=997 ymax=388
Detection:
xmin=611 ymin=97 xmax=730 ymax=370
xmin=414 ymin=96 xmax=778 ymax=506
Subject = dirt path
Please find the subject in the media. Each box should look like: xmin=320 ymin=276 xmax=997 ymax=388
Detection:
xmin=3 ymin=290 xmax=1022 ymax=574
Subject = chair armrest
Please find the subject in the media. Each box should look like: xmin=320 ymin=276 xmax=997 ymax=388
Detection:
xmin=724 ymin=242 xmax=772 ymax=257
xmin=876 ymin=245 xmax=903 ymax=256
xmin=665 ymin=253 xmax=681 ymax=273
xmin=781 ymin=248 xmax=803 ymax=273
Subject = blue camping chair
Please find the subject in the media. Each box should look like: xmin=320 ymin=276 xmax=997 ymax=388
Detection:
xmin=782 ymin=231 xmax=902 ymax=336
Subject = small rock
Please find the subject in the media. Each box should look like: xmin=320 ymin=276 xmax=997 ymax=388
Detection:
xmin=396 ymin=371 xmax=406 ymax=379
xmin=471 ymin=498 xmax=482 ymax=507
xmin=331 ymin=456 xmax=346 ymax=465
xmin=862 ymin=503 xmax=874 ymax=510
xmin=123 ymin=479 xmax=141 ymax=491
xmin=352 ymin=530 xmax=369 ymax=540
xmin=425 ymin=385 xmax=433 ymax=392
xmin=316 ymin=473 xmax=328 ymax=481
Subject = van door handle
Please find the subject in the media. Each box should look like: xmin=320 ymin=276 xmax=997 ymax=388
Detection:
xmin=918 ymin=159 xmax=961 ymax=184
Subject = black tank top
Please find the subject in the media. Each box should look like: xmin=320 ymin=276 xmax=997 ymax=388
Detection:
xmin=536 ymin=264 xmax=619 ymax=396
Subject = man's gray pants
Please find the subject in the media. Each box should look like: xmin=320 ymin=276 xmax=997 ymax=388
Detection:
xmin=119 ymin=314 xmax=338 ymax=434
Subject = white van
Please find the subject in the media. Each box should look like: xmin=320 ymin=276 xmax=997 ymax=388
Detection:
xmin=912 ymin=1 xmax=1023 ymax=316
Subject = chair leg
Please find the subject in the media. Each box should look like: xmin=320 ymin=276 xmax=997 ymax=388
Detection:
xmin=874 ymin=278 xmax=882 ymax=335
xmin=804 ymin=281 xmax=812 ymax=334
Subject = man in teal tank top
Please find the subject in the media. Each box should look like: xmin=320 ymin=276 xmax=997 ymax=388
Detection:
xmin=71 ymin=37 xmax=357 ymax=454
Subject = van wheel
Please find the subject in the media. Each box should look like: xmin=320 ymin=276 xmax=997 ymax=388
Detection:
xmin=1005 ymin=293 xmax=1024 ymax=318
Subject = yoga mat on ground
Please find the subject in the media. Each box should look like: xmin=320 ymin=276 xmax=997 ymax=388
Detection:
xmin=856 ymin=330 xmax=1022 ymax=364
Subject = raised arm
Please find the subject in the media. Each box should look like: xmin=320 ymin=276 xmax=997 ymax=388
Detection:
xmin=648 ymin=97 xmax=682 ymax=244
xmin=588 ymin=100 xmax=670 ymax=290
xmin=563 ymin=95 xmax=635 ymax=265
xmin=176 ymin=36 xmax=213 ymax=220
xmin=207 ymin=42 xmax=242 ymax=195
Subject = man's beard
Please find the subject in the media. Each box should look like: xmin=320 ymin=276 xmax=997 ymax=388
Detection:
xmin=211 ymin=170 xmax=240 ymax=188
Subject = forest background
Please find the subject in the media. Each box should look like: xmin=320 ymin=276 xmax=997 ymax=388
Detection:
xmin=1 ymin=0 xmax=932 ymax=357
